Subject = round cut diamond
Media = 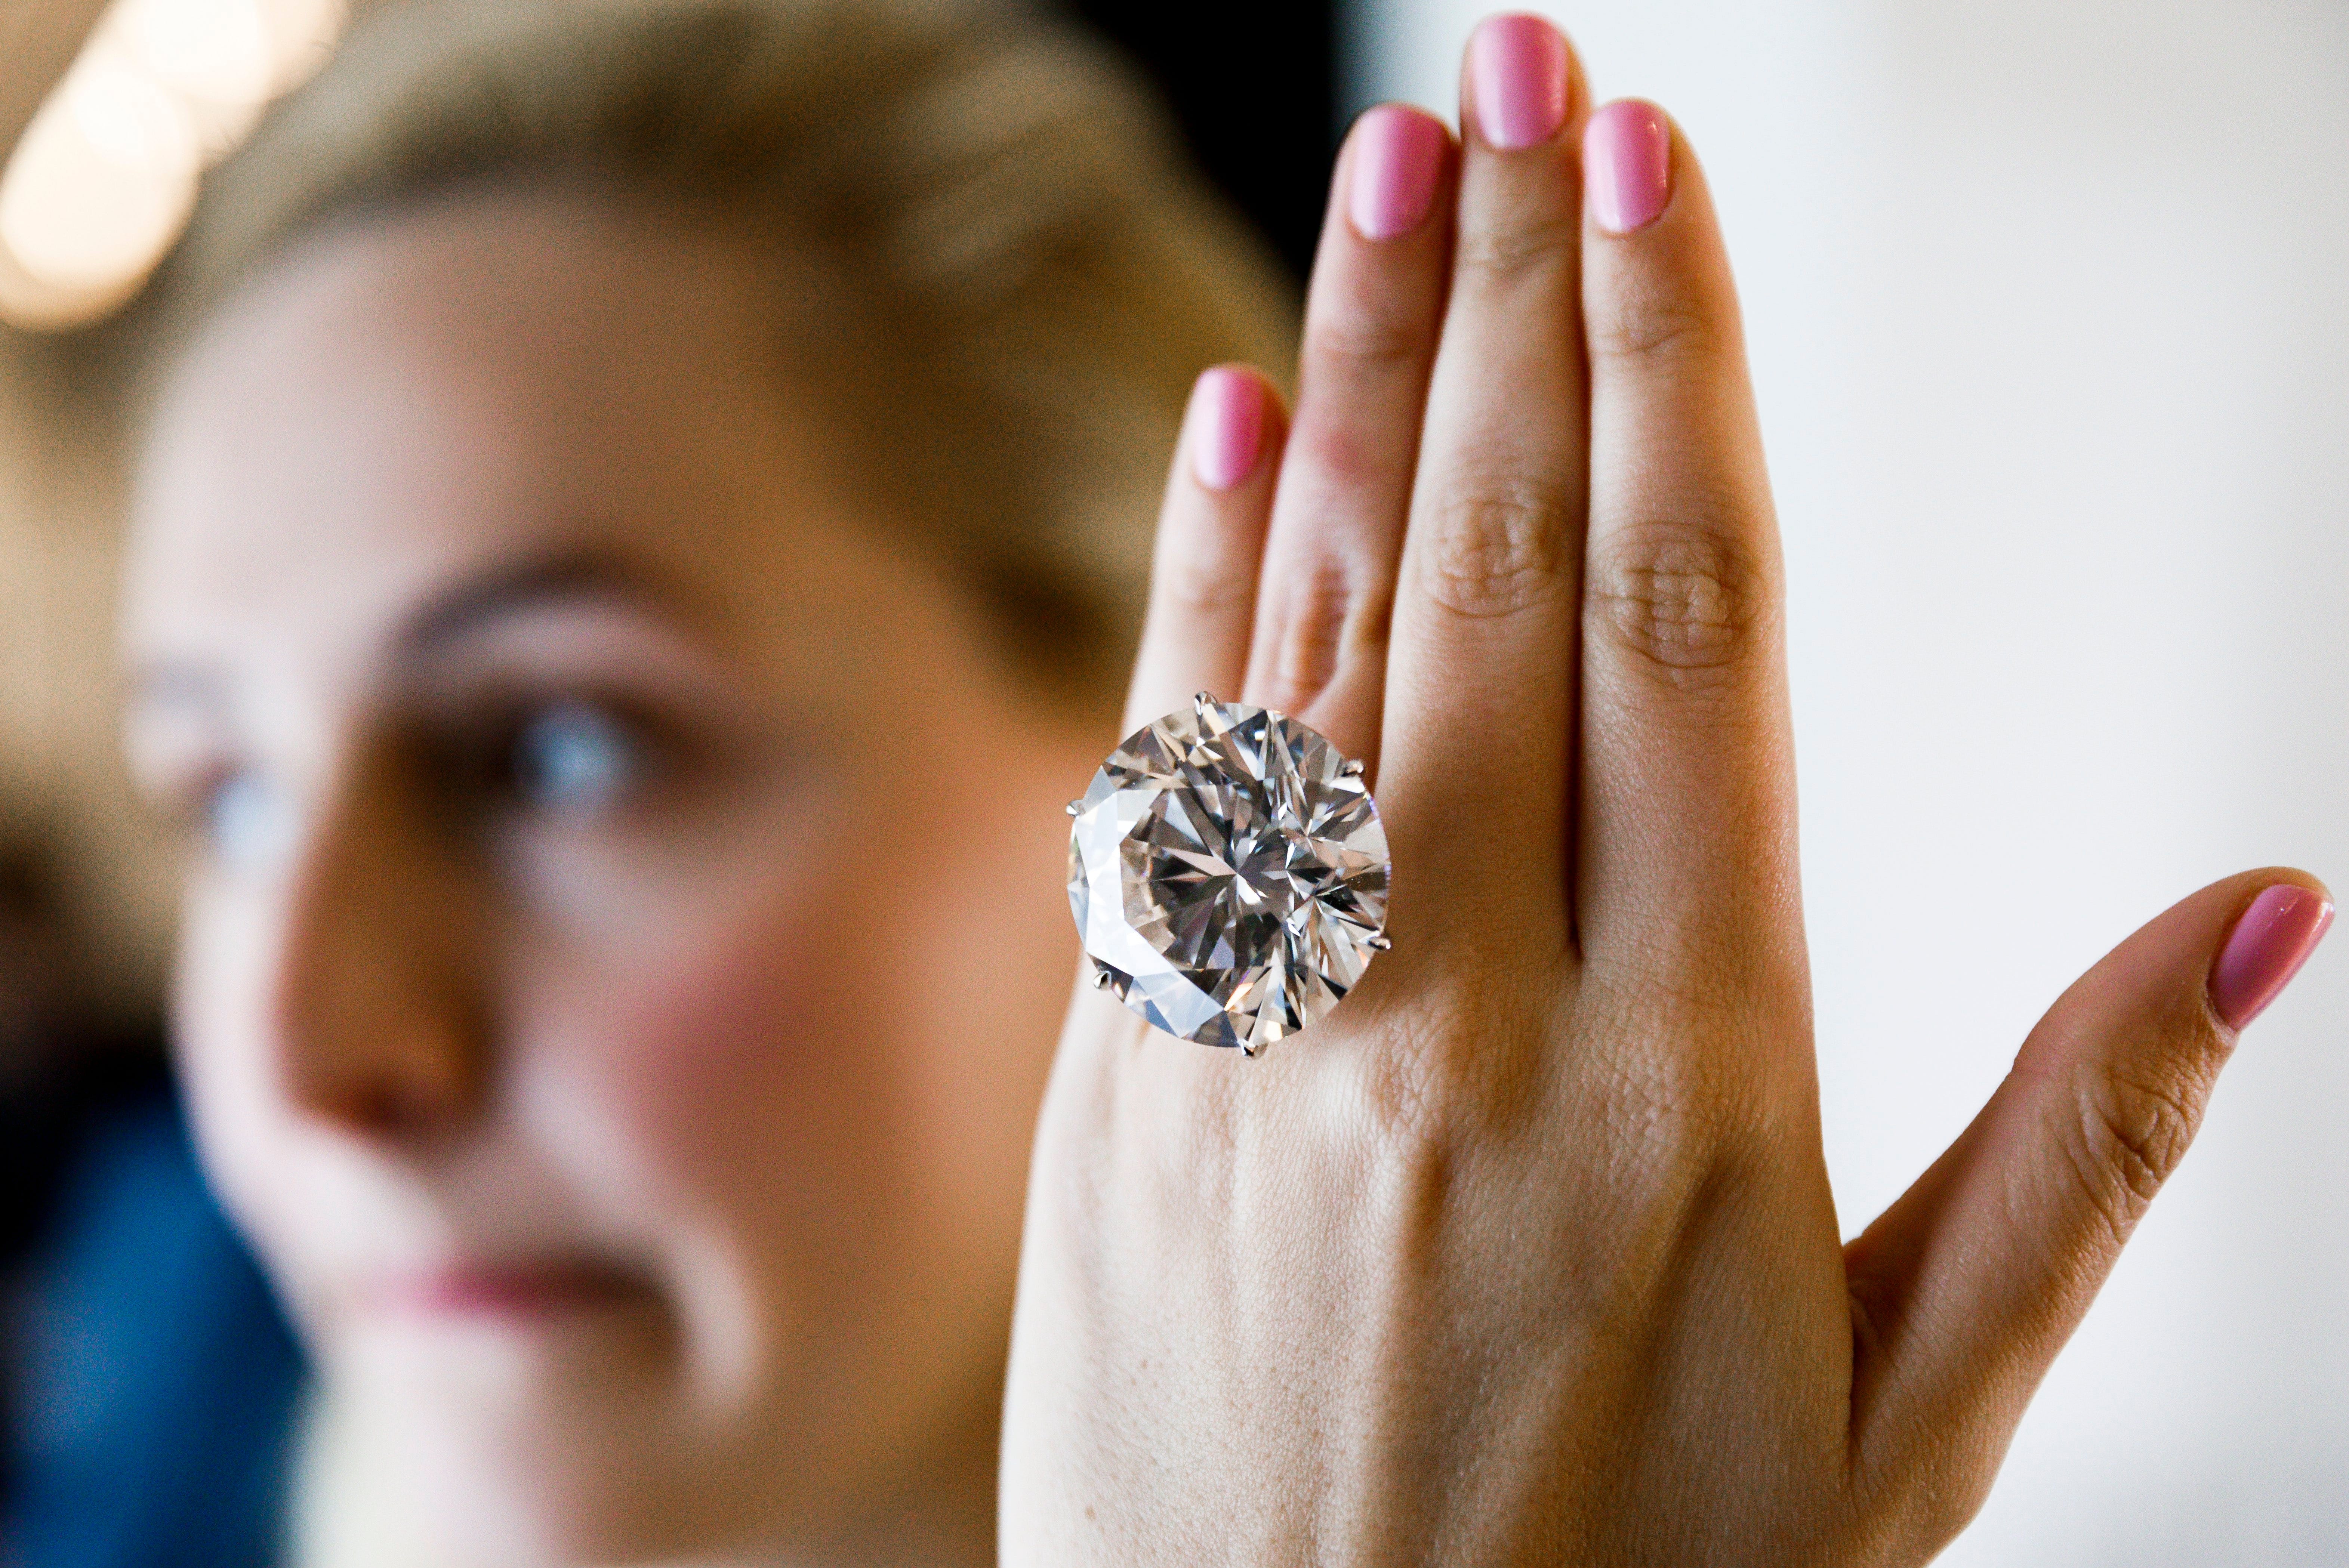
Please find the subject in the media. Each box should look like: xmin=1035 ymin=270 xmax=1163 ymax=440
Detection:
xmin=1067 ymin=696 xmax=1391 ymax=1053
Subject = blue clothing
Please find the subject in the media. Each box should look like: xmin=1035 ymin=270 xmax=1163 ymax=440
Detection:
xmin=4 ymin=1069 xmax=304 ymax=1568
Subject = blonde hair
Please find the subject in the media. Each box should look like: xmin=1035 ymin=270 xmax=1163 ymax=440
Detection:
xmin=136 ymin=0 xmax=1298 ymax=698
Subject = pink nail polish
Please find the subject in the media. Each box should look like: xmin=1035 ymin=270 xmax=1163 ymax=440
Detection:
xmin=1469 ymin=14 xmax=1570 ymax=152
xmin=2210 ymin=884 xmax=2334 ymax=1029
xmin=1190 ymin=366 xmax=1266 ymax=492
xmin=1585 ymin=99 xmax=1673 ymax=234
xmin=1350 ymin=105 xmax=1447 ymax=241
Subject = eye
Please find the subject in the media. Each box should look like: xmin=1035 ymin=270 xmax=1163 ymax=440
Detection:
xmin=505 ymin=700 xmax=649 ymax=815
xmin=202 ymin=768 xmax=292 ymax=868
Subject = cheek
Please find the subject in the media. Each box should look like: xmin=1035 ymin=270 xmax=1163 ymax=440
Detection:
xmin=882 ymin=777 xmax=1078 ymax=1235
xmin=527 ymin=835 xmax=928 ymax=1292
xmin=515 ymin=758 xmax=1072 ymax=1310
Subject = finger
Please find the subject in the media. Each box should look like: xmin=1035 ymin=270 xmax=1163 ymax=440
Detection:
xmin=1844 ymin=872 xmax=2334 ymax=1494
xmin=1378 ymin=13 xmax=1590 ymax=938
xmin=1122 ymin=365 xmax=1286 ymax=737
xmin=1572 ymin=102 xmax=1800 ymax=990
xmin=1240 ymin=102 xmax=1456 ymax=766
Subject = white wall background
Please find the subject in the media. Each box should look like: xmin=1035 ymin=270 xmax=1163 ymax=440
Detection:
xmin=1351 ymin=2 xmax=2349 ymax=1562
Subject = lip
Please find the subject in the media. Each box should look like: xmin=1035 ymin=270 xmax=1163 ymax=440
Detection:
xmin=368 ymin=1259 xmax=656 ymax=1321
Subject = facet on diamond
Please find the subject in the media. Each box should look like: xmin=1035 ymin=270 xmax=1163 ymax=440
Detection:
xmin=1066 ymin=696 xmax=1390 ymax=1053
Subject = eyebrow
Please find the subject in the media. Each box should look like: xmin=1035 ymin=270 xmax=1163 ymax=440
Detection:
xmin=127 ymin=546 xmax=720 ymax=714
xmin=396 ymin=546 xmax=713 ymax=655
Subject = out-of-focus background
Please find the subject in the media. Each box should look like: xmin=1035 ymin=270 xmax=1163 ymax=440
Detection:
xmin=0 ymin=0 xmax=2341 ymax=1563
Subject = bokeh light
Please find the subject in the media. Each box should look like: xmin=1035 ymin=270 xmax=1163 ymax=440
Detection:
xmin=0 ymin=0 xmax=343 ymax=331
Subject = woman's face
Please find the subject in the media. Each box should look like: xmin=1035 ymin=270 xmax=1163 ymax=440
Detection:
xmin=123 ymin=195 xmax=1099 ymax=1561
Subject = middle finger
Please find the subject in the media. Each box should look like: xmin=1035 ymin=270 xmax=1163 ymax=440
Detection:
xmin=1380 ymin=13 xmax=1591 ymax=948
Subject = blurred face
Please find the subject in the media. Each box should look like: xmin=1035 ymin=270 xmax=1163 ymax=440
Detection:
xmin=124 ymin=194 xmax=1098 ymax=1564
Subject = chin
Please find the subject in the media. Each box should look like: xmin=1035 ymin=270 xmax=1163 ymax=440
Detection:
xmin=309 ymin=1318 xmax=769 ymax=1567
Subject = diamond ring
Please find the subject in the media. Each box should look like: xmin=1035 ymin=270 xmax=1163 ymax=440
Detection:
xmin=1066 ymin=693 xmax=1392 ymax=1056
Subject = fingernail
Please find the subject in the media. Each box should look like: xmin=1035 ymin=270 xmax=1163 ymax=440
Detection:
xmin=1585 ymin=99 xmax=1674 ymax=234
xmin=1190 ymin=366 xmax=1267 ymax=492
xmin=2211 ymin=883 xmax=2335 ymax=1029
xmin=1469 ymin=13 xmax=1570 ymax=152
xmin=1349 ymin=105 xmax=1447 ymax=241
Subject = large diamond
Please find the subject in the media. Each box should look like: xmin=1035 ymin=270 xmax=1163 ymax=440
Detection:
xmin=1067 ymin=695 xmax=1391 ymax=1053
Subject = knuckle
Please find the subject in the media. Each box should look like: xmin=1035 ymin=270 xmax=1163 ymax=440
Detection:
xmin=1306 ymin=299 xmax=1428 ymax=376
xmin=1157 ymin=553 xmax=1255 ymax=620
xmin=1582 ymin=973 xmax=1751 ymax=1157
xmin=1903 ymin=1484 xmax=1997 ymax=1565
xmin=1587 ymin=513 xmax=1773 ymax=681
xmin=1414 ymin=475 xmax=1572 ymax=620
xmin=1849 ymin=1453 xmax=1999 ymax=1568
xmin=1587 ymin=286 xmax=1726 ymax=368
xmin=1355 ymin=985 xmax=1507 ymax=1150
xmin=1597 ymin=1048 xmax=1730 ymax=1212
xmin=1352 ymin=938 xmax=1566 ymax=1151
xmin=1266 ymin=561 xmax=1351 ymax=700
xmin=1548 ymin=962 xmax=1751 ymax=1176
xmin=2069 ymin=1065 xmax=2213 ymax=1244
xmin=1455 ymin=207 xmax=1580 ymax=282
xmin=1847 ymin=1384 xmax=2012 ymax=1563
xmin=1355 ymin=1016 xmax=1453 ymax=1154
xmin=1284 ymin=419 xmax=1403 ymax=500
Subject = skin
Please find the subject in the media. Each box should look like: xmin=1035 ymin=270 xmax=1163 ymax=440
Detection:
xmin=124 ymin=192 xmax=1101 ymax=1567
xmin=1002 ymin=17 xmax=2331 ymax=1567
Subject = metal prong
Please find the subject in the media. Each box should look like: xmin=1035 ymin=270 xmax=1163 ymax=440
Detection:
xmin=1239 ymin=1040 xmax=1259 ymax=1058
xmin=1091 ymin=966 xmax=1115 ymax=990
xmin=1339 ymin=758 xmax=1366 ymax=778
xmin=1067 ymin=798 xmax=1083 ymax=817
xmin=1366 ymin=932 xmax=1393 ymax=951
xmin=1193 ymin=690 xmax=1218 ymax=711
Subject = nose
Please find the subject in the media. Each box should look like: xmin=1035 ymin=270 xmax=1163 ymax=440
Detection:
xmin=269 ymin=750 xmax=491 ymax=1141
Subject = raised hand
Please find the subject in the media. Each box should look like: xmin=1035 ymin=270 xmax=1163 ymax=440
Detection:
xmin=1001 ymin=14 xmax=2333 ymax=1564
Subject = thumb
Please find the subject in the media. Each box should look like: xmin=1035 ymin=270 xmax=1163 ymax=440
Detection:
xmin=1841 ymin=870 xmax=2333 ymax=1506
